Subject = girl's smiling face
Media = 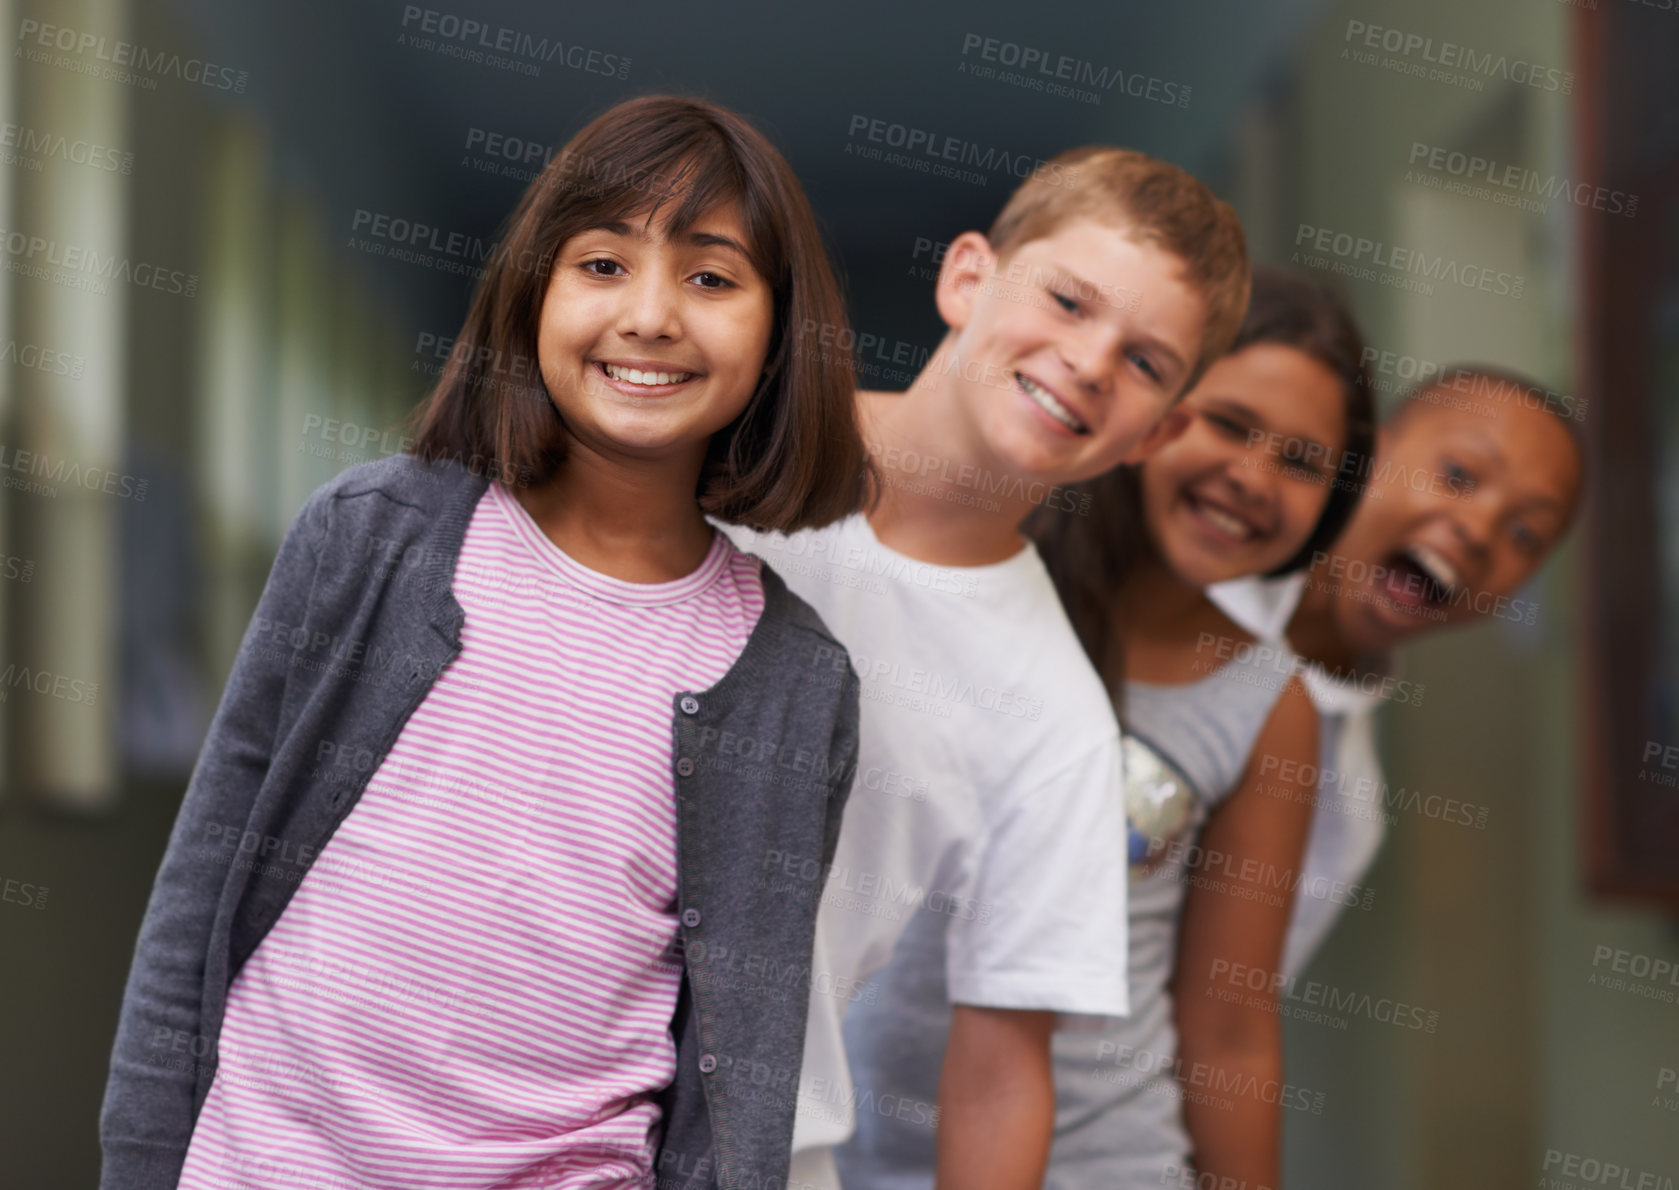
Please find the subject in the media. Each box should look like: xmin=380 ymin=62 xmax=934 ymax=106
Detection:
xmin=536 ymin=201 xmax=774 ymax=465
xmin=1140 ymin=342 xmax=1348 ymax=587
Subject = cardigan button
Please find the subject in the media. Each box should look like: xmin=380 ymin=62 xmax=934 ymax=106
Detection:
xmin=676 ymin=758 xmax=695 ymax=777
xmin=680 ymin=695 xmax=700 ymax=715
xmin=682 ymin=907 xmax=701 ymax=928
xmin=698 ymin=1054 xmax=717 ymax=1074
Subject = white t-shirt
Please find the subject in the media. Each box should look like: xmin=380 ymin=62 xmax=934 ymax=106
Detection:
xmin=1205 ymin=574 xmax=1388 ymax=979
xmin=720 ymin=513 xmax=1130 ymax=1186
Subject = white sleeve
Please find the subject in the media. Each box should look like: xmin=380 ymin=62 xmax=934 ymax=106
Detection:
xmin=1282 ymin=705 xmax=1388 ymax=978
xmin=944 ymin=736 xmax=1129 ymax=1018
xmin=1205 ymin=572 xmax=1309 ymax=641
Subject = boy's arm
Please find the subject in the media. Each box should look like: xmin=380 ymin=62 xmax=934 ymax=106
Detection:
xmin=100 ymin=490 xmax=329 ymax=1189
xmin=937 ymin=736 xmax=1130 ymax=1186
xmin=1172 ymin=677 xmax=1318 ymax=1188
xmin=935 ymin=1005 xmax=1057 ymax=1189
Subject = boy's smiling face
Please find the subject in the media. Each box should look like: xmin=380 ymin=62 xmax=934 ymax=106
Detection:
xmin=1317 ymin=393 xmax=1583 ymax=653
xmin=933 ymin=217 xmax=1208 ymax=486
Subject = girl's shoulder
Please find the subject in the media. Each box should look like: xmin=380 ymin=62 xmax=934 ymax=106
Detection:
xmin=734 ymin=550 xmax=858 ymax=674
xmin=261 ymin=456 xmax=491 ymax=625
xmin=316 ymin=452 xmax=488 ymax=516
xmin=296 ymin=454 xmax=489 ymax=557
xmin=1122 ymin=594 xmax=1259 ymax=686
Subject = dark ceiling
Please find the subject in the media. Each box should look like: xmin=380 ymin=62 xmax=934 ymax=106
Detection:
xmin=164 ymin=0 xmax=1329 ymax=344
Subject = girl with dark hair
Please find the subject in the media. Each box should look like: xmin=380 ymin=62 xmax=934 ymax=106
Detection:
xmin=836 ymin=269 xmax=1376 ymax=1190
xmin=101 ymin=95 xmax=867 ymax=1190
xmin=407 ymin=95 xmax=870 ymax=528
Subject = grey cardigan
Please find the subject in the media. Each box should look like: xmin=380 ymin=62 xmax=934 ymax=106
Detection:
xmin=99 ymin=454 xmax=861 ymax=1190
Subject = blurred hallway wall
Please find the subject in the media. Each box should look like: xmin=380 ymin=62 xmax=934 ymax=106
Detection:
xmin=1252 ymin=1 xmax=1679 ymax=1186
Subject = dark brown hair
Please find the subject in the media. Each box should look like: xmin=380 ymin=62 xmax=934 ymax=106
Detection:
xmin=1391 ymin=363 xmax=1586 ymax=459
xmin=1026 ymin=268 xmax=1375 ymax=686
xmin=985 ymin=145 xmax=1250 ymax=399
xmin=408 ymin=94 xmax=872 ymax=531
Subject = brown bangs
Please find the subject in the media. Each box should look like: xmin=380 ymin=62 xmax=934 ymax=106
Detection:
xmin=408 ymin=94 xmax=870 ymax=531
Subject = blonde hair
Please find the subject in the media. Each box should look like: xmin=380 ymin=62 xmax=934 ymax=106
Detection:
xmin=986 ymin=146 xmax=1250 ymax=396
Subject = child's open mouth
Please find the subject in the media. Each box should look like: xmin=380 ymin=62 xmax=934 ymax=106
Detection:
xmin=1016 ymin=372 xmax=1089 ymax=435
xmin=597 ymin=361 xmax=699 ymax=394
xmin=1378 ymin=544 xmax=1461 ymax=611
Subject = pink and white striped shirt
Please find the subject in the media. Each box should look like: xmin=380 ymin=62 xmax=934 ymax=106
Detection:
xmin=179 ymin=479 xmax=765 ymax=1190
